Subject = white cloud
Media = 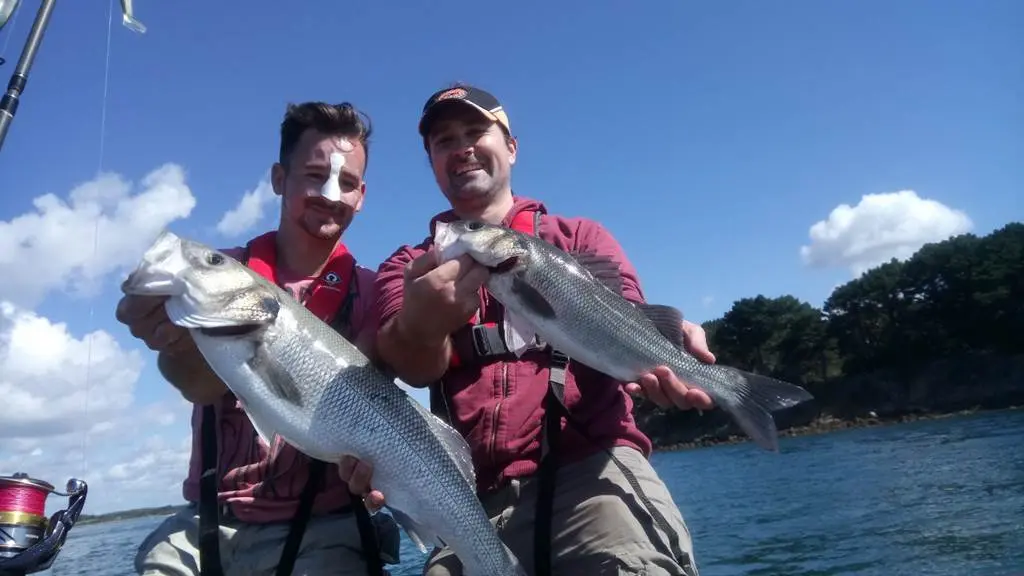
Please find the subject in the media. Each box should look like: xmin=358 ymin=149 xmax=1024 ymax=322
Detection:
xmin=0 ymin=163 xmax=197 ymax=309
xmin=0 ymin=301 xmax=143 ymax=439
xmin=216 ymin=176 xmax=277 ymax=237
xmin=799 ymin=190 xmax=973 ymax=276
xmin=0 ymin=301 xmax=193 ymax=513
xmin=0 ymin=162 xmax=200 ymax=514
xmin=701 ymin=295 xmax=715 ymax=307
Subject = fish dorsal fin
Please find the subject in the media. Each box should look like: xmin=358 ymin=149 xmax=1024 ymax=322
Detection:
xmin=408 ymin=392 xmax=476 ymax=488
xmin=637 ymin=303 xmax=687 ymax=350
xmin=570 ymin=251 xmax=624 ymax=295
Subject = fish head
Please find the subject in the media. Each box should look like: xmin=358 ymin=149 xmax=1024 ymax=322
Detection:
xmin=434 ymin=220 xmax=529 ymax=272
xmin=121 ymin=231 xmax=280 ymax=334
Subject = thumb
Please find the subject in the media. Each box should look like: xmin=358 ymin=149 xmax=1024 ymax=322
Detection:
xmin=405 ymin=247 xmax=440 ymax=282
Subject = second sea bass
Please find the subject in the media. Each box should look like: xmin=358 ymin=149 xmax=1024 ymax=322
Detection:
xmin=433 ymin=220 xmax=815 ymax=452
xmin=120 ymin=231 xmax=525 ymax=576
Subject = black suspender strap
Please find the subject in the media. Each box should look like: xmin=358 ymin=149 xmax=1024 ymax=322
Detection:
xmin=274 ymin=460 xmax=325 ymax=576
xmin=533 ymin=349 xmax=569 ymax=576
xmin=532 ymin=350 xmax=693 ymax=574
xmin=198 ymin=404 xmax=224 ymax=576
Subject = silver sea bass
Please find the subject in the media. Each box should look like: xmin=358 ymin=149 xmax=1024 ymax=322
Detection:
xmin=121 ymin=231 xmax=525 ymax=576
xmin=434 ymin=220 xmax=815 ymax=452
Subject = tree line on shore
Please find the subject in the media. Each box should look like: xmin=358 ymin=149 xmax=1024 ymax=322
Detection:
xmin=635 ymin=221 xmax=1024 ymax=446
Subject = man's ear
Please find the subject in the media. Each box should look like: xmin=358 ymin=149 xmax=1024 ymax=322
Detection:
xmin=271 ymin=163 xmax=286 ymax=197
xmin=507 ymin=135 xmax=518 ymax=165
xmin=355 ymin=181 xmax=366 ymax=213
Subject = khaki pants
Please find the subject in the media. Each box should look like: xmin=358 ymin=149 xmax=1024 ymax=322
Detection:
xmin=134 ymin=505 xmax=375 ymax=576
xmin=425 ymin=446 xmax=699 ymax=576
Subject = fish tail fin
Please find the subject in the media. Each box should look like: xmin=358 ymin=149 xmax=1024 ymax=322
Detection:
xmin=718 ymin=367 xmax=815 ymax=452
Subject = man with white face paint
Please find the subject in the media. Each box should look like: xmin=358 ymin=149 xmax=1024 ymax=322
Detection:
xmin=116 ymin=102 xmax=399 ymax=576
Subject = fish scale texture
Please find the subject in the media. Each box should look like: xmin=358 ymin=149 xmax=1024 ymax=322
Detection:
xmin=161 ymin=247 xmax=521 ymax=576
xmin=494 ymin=234 xmax=720 ymax=395
xmin=253 ymin=284 xmax=518 ymax=575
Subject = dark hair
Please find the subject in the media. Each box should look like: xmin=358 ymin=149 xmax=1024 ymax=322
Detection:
xmin=279 ymin=101 xmax=373 ymax=171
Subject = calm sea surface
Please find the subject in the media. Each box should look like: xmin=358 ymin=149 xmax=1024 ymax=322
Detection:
xmin=35 ymin=409 xmax=1024 ymax=576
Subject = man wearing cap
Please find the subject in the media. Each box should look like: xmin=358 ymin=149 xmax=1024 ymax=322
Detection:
xmin=339 ymin=84 xmax=715 ymax=576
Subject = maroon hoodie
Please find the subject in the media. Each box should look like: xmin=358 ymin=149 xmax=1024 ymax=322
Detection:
xmin=376 ymin=196 xmax=653 ymax=494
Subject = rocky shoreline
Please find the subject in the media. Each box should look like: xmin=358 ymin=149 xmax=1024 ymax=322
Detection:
xmin=654 ymin=405 xmax=1023 ymax=452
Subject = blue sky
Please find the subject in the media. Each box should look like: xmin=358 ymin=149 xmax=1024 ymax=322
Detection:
xmin=0 ymin=0 xmax=1019 ymax=512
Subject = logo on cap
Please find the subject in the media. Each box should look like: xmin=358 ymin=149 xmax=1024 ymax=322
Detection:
xmin=436 ymin=88 xmax=468 ymax=102
xmin=323 ymin=271 xmax=341 ymax=285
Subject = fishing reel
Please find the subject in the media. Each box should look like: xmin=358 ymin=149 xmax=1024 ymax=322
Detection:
xmin=0 ymin=473 xmax=88 ymax=576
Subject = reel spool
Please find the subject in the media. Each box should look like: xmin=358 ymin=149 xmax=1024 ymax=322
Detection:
xmin=0 ymin=473 xmax=87 ymax=575
xmin=0 ymin=473 xmax=53 ymax=560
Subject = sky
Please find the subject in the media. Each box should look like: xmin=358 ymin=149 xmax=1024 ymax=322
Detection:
xmin=0 ymin=0 xmax=1020 ymax=515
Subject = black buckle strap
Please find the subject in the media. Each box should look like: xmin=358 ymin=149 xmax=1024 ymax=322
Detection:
xmin=274 ymin=460 xmax=325 ymax=576
xmin=534 ymin=349 xmax=569 ymax=576
xmin=198 ymin=404 xmax=224 ymax=576
xmin=197 ymin=411 xmax=382 ymax=576
xmin=532 ymin=349 xmax=692 ymax=574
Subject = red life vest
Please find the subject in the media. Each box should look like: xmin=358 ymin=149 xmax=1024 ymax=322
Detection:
xmin=448 ymin=210 xmax=538 ymax=368
xmin=243 ymin=231 xmax=357 ymax=325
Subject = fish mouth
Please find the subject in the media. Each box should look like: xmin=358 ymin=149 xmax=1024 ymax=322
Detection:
xmin=199 ymin=324 xmax=265 ymax=337
xmin=433 ymin=221 xmax=469 ymax=264
xmin=490 ymin=256 xmax=519 ymax=274
xmin=121 ymin=230 xmax=189 ymax=297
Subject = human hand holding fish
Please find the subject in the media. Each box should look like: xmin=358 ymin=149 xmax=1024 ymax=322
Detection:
xmin=623 ymin=320 xmax=718 ymax=411
xmin=337 ymin=455 xmax=385 ymax=511
xmin=398 ymin=247 xmax=490 ymax=341
xmin=115 ymin=293 xmax=193 ymax=354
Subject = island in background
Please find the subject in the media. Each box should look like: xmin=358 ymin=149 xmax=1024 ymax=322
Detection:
xmin=75 ymin=222 xmax=1024 ymax=525
xmin=636 ymin=222 xmax=1024 ymax=450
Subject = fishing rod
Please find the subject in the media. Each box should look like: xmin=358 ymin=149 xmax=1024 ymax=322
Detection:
xmin=0 ymin=0 xmax=55 ymax=153
xmin=0 ymin=1 xmax=144 ymax=573
xmin=0 ymin=0 xmax=144 ymax=153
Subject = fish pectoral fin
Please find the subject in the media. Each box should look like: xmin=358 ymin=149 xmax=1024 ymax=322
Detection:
xmin=509 ymin=277 xmax=556 ymax=320
xmin=637 ymin=303 xmax=687 ymax=350
xmin=569 ymin=251 xmax=624 ymax=295
xmin=502 ymin=309 xmax=541 ymax=358
xmin=247 ymin=343 xmax=304 ymax=407
xmin=388 ymin=507 xmax=442 ymax=554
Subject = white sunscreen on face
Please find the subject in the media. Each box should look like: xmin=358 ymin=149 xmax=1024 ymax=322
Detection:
xmin=320 ymin=151 xmax=345 ymax=202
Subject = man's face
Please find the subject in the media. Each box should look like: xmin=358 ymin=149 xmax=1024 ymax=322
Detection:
xmin=272 ymin=128 xmax=366 ymax=241
xmin=425 ymin=105 xmax=517 ymax=207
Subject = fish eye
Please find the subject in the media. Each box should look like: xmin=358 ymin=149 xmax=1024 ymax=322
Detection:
xmin=206 ymin=252 xmax=225 ymax=266
xmin=467 ymin=221 xmax=484 ymax=231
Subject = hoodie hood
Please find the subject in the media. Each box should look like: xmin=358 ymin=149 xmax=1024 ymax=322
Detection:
xmin=427 ymin=195 xmax=548 ymax=239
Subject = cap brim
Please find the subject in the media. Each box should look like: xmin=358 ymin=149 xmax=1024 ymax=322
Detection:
xmin=418 ymin=99 xmax=504 ymax=136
